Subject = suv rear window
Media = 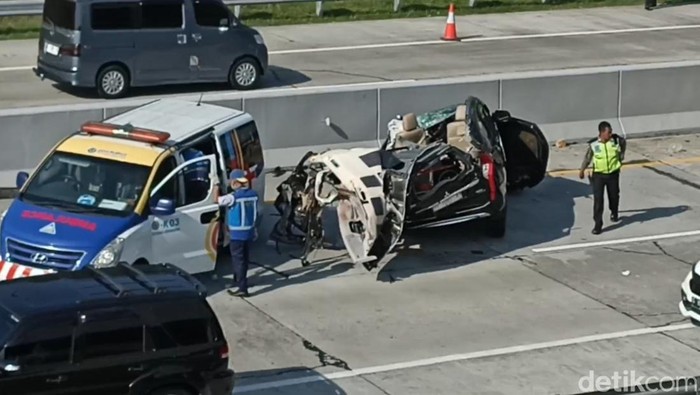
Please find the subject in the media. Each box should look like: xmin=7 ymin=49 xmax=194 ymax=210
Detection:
xmin=42 ymin=0 xmax=77 ymax=31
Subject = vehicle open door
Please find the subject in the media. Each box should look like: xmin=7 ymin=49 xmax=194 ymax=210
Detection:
xmin=493 ymin=110 xmax=550 ymax=191
xmin=148 ymin=154 xmax=219 ymax=274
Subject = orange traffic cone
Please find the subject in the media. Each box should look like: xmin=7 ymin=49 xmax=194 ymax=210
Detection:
xmin=442 ymin=3 xmax=458 ymax=41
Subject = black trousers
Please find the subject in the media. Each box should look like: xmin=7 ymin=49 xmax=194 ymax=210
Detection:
xmin=229 ymin=240 xmax=251 ymax=292
xmin=592 ymin=170 xmax=620 ymax=230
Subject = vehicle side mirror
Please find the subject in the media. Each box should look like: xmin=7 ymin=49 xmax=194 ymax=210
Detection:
xmin=492 ymin=110 xmax=511 ymax=122
xmin=150 ymin=198 xmax=175 ymax=216
xmin=16 ymin=171 xmax=29 ymax=189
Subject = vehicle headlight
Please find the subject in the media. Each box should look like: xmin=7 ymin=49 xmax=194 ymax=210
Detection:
xmin=694 ymin=260 xmax=700 ymax=276
xmin=90 ymin=237 xmax=124 ymax=268
xmin=254 ymin=34 xmax=264 ymax=45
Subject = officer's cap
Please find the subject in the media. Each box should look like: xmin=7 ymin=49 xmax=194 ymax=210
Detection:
xmin=229 ymin=169 xmax=248 ymax=183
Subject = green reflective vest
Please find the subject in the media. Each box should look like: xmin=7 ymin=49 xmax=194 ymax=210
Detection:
xmin=590 ymin=139 xmax=622 ymax=174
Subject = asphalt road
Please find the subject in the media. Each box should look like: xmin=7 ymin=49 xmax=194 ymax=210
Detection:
xmin=2 ymin=5 xmax=700 ymax=109
xmin=206 ymin=133 xmax=700 ymax=394
xmin=1 ymin=134 xmax=700 ymax=394
xmin=4 ymin=135 xmax=700 ymax=395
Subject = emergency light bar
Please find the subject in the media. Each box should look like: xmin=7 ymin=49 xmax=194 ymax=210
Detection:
xmin=81 ymin=122 xmax=171 ymax=144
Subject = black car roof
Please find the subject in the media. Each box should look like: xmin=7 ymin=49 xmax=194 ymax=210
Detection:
xmin=0 ymin=263 xmax=207 ymax=321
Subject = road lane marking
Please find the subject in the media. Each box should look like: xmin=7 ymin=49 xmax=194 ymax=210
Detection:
xmin=4 ymin=23 xmax=700 ymax=73
xmin=547 ymin=156 xmax=700 ymax=177
xmin=232 ymin=322 xmax=694 ymax=393
xmin=532 ymin=230 xmax=700 ymax=253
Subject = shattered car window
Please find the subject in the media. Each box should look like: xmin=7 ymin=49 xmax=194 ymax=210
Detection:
xmin=416 ymin=104 xmax=458 ymax=130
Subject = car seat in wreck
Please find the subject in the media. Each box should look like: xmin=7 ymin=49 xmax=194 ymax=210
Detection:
xmin=394 ymin=113 xmax=427 ymax=148
xmin=446 ymin=104 xmax=480 ymax=159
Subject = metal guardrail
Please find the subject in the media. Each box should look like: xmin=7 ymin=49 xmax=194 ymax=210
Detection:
xmin=0 ymin=0 xmax=337 ymax=18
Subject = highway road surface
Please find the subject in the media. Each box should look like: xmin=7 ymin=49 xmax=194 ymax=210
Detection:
xmin=2 ymin=5 xmax=700 ymax=109
xmin=5 ymin=133 xmax=699 ymax=394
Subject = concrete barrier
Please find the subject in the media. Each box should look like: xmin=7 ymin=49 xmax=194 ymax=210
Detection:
xmin=1 ymin=60 xmax=700 ymax=188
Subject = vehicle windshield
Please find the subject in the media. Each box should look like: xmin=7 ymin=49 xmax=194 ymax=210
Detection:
xmin=20 ymin=151 xmax=151 ymax=217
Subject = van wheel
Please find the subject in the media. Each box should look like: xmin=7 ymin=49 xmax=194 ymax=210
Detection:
xmin=229 ymin=58 xmax=260 ymax=90
xmin=96 ymin=65 xmax=129 ymax=99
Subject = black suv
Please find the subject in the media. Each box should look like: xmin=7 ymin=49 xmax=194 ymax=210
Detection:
xmin=0 ymin=262 xmax=234 ymax=395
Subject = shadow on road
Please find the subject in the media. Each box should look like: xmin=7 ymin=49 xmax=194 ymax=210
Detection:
xmin=195 ymin=204 xmax=356 ymax=298
xmin=195 ymin=170 xmax=692 ymax=293
xmin=233 ymin=367 xmax=348 ymax=395
xmin=374 ymin=175 xmax=690 ymax=282
xmin=52 ymin=65 xmax=310 ymax=99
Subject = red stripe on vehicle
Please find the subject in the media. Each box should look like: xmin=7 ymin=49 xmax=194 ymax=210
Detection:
xmin=6 ymin=264 xmax=19 ymax=280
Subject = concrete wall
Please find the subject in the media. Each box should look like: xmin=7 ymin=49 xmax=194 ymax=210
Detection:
xmin=1 ymin=61 xmax=699 ymax=187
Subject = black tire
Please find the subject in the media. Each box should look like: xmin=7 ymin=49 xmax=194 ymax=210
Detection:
xmin=149 ymin=387 xmax=193 ymax=395
xmin=96 ymin=64 xmax=129 ymax=99
xmin=486 ymin=207 xmax=507 ymax=238
xmin=228 ymin=57 xmax=260 ymax=90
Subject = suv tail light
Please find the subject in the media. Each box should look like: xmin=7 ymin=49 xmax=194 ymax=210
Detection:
xmin=219 ymin=343 xmax=229 ymax=359
xmin=479 ymin=153 xmax=497 ymax=202
xmin=59 ymin=44 xmax=81 ymax=57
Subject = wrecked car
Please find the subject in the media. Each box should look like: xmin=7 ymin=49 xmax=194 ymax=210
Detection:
xmin=270 ymin=96 xmax=550 ymax=270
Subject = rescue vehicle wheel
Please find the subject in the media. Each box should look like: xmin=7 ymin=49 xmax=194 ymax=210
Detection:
xmin=96 ymin=64 xmax=129 ymax=99
xmin=229 ymin=57 xmax=260 ymax=90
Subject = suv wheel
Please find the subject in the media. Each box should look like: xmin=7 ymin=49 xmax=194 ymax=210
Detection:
xmin=229 ymin=57 xmax=260 ymax=90
xmin=96 ymin=64 xmax=129 ymax=99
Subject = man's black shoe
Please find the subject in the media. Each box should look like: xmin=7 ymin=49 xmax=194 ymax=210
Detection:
xmin=227 ymin=289 xmax=250 ymax=297
xmin=610 ymin=213 xmax=619 ymax=222
xmin=592 ymin=228 xmax=601 ymax=235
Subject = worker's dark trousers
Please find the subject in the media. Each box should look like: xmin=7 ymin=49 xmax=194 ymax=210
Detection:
xmin=229 ymin=239 xmax=251 ymax=292
xmin=592 ymin=170 xmax=620 ymax=230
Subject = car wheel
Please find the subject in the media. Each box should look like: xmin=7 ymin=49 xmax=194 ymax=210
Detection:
xmin=96 ymin=64 xmax=129 ymax=99
xmin=229 ymin=57 xmax=260 ymax=90
xmin=486 ymin=208 xmax=506 ymax=238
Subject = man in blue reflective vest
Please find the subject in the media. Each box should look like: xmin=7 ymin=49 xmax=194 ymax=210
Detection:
xmin=216 ymin=169 xmax=259 ymax=297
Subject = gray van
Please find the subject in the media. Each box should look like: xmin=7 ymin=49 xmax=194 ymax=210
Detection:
xmin=33 ymin=0 xmax=269 ymax=99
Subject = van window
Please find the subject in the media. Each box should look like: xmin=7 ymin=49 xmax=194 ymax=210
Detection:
xmin=142 ymin=1 xmax=184 ymax=29
xmin=218 ymin=130 xmax=239 ymax=176
xmin=91 ymin=3 xmax=139 ymax=30
xmin=150 ymin=156 xmax=181 ymax=209
xmin=236 ymin=121 xmax=264 ymax=178
xmin=152 ymin=157 xmax=213 ymax=208
xmin=193 ymin=0 xmax=230 ymax=27
xmin=42 ymin=0 xmax=77 ymax=31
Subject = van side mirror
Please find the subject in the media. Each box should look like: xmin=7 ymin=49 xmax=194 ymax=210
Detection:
xmin=16 ymin=171 xmax=29 ymax=189
xmin=492 ymin=110 xmax=511 ymax=122
xmin=150 ymin=198 xmax=175 ymax=216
